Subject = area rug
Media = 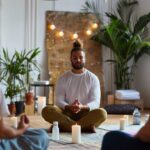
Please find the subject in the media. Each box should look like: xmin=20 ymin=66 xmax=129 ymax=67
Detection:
xmin=47 ymin=114 xmax=146 ymax=149
xmin=49 ymin=140 xmax=100 ymax=150
xmin=98 ymin=115 xmax=144 ymax=135
xmin=48 ymin=129 xmax=107 ymax=150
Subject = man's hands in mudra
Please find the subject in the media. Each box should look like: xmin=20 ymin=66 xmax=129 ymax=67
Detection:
xmin=65 ymin=99 xmax=89 ymax=114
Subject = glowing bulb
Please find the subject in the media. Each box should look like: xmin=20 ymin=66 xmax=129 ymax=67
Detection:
xmin=59 ymin=31 xmax=64 ymax=37
xmin=48 ymin=24 xmax=56 ymax=30
xmin=86 ymin=29 xmax=92 ymax=35
xmin=92 ymin=23 xmax=98 ymax=29
xmin=73 ymin=33 xmax=78 ymax=39
xmin=50 ymin=24 xmax=56 ymax=30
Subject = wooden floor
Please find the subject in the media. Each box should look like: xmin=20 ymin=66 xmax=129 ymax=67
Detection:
xmin=4 ymin=114 xmax=51 ymax=129
xmin=5 ymin=109 xmax=150 ymax=129
xmin=5 ymin=106 xmax=149 ymax=129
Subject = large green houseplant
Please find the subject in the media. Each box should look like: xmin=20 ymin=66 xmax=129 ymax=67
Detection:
xmin=0 ymin=49 xmax=25 ymax=102
xmin=83 ymin=0 xmax=150 ymax=89
xmin=0 ymin=49 xmax=26 ymax=114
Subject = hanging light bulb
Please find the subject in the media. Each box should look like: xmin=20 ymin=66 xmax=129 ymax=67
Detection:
xmin=72 ymin=33 xmax=78 ymax=39
xmin=92 ymin=23 xmax=98 ymax=29
xmin=86 ymin=29 xmax=92 ymax=35
xmin=58 ymin=31 xmax=64 ymax=37
xmin=48 ymin=24 xmax=56 ymax=30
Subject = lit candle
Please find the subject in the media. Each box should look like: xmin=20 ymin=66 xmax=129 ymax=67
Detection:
xmin=10 ymin=116 xmax=18 ymax=128
xmin=123 ymin=115 xmax=129 ymax=126
xmin=120 ymin=118 xmax=126 ymax=130
xmin=37 ymin=96 xmax=46 ymax=114
xmin=72 ymin=124 xmax=81 ymax=144
xmin=144 ymin=114 xmax=149 ymax=124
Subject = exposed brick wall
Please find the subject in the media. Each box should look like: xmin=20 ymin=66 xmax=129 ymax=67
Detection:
xmin=45 ymin=11 xmax=104 ymax=106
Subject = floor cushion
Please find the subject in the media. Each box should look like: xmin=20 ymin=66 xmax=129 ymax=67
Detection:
xmin=104 ymin=104 xmax=140 ymax=114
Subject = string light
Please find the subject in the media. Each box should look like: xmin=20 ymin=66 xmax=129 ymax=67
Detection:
xmin=92 ymin=23 xmax=98 ymax=29
xmin=48 ymin=24 xmax=56 ymax=30
xmin=47 ymin=0 xmax=99 ymax=39
xmin=58 ymin=31 xmax=64 ymax=37
xmin=48 ymin=22 xmax=98 ymax=40
xmin=72 ymin=33 xmax=78 ymax=39
xmin=86 ymin=29 xmax=92 ymax=35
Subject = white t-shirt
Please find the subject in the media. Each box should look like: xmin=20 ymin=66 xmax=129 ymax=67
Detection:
xmin=56 ymin=69 xmax=101 ymax=110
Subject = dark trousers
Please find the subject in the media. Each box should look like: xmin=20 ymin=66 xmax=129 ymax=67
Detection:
xmin=101 ymin=131 xmax=150 ymax=150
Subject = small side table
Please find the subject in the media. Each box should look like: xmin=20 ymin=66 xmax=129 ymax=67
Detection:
xmin=30 ymin=81 xmax=55 ymax=105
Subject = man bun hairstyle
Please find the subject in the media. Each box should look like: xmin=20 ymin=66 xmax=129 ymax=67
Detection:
xmin=71 ymin=39 xmax=84 ymax=54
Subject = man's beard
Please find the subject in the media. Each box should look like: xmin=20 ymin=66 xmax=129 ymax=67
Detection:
xmin=71 ymin=62 xmax=85 ymax=70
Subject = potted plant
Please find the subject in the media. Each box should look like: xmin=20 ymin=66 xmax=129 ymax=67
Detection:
xmin=0 ymin=49 xmax=26 ymax=115
xmin=83 ymin=0 xmax=150 ymax=89
xmin=0 ymin=48 xmax=40 ymax=115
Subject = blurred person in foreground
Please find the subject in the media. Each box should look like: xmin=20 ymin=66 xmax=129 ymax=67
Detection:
xmin=0 ymin=114 xmax=49 ymax=150
xmin=102 ymin=116 xmax=150 ymax=150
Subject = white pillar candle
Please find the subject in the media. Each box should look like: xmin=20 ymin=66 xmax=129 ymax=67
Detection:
xmin=37 ymin=96 xmax=46 ymax=114
xmin=72 ymin=124 xmax=81 ymax=144
xmin=10 ymin=116 xmax=18 ymax=128
xmin=120 ymin=118 xmax=126 ymax=130
xmin=123 ymin=115 xmax=129 ymax=126
xmin=144 ymin=114 xmax=149 ymax=124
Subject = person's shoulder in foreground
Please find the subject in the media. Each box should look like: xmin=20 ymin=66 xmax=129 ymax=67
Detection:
xmin=101 ymin=116 xmax=150 ymax=150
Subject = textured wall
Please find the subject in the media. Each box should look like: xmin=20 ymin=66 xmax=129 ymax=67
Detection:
xmin=46 ymin=11 xmax=105 ymax=106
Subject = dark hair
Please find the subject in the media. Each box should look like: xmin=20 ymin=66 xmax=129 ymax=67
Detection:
xmin=71 ymin=39 xmax=84 ymax=55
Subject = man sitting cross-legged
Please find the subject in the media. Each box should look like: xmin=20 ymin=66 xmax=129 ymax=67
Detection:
xmin=42 ymin=39 xmax=107 ymax=132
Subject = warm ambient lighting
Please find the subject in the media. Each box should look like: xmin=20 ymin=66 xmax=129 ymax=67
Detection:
xmin=48 ymin=24 xmax=56 ymax=30
xmin=72 ymin=33 xmax=78 ymax=39
xmin=58 ymin=31 xmax=64 ymax=37
xmin=48 ymin=21 xmax=98 ymax=39
xmin=86 ymin=29 xmax=92 ymax=35
xmin=92 ymin=23 xmax=98 ymax=29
